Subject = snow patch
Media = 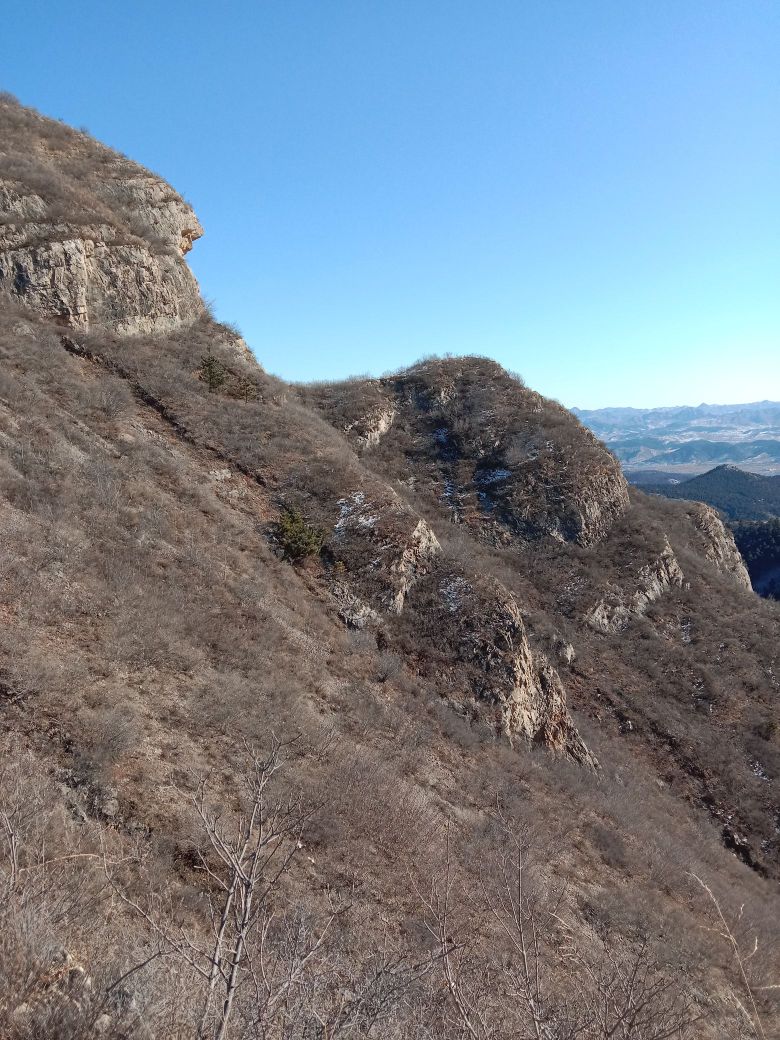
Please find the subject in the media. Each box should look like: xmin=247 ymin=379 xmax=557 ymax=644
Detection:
xmin=335 ymin=491 xmax=378 ymax=534
xmin=476 ymin=468 xmax=511 ymax=485
xmin=439 ymin=575 xmax=472 ymax=613
xmin=752 ymin=760 xmax=770 ymax=782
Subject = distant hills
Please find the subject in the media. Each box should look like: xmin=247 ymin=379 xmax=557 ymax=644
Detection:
xmin=638 ymin=464 xmax=780 ymax=522
xmin=731 ymin=519 xmax=780 ymax=600
xmin=574 ymin=400 xmax=780 ymax=476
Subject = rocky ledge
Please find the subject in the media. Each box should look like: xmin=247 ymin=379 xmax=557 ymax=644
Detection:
xmin=0 ymin=96 xmax=203 ymax=334
xmin=410 ymin=569 xmax=594 ymax=763
xmin=687 ymin=503 xmax=752 ymax=589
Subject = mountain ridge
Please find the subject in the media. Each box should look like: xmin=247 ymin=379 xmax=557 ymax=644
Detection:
xmin=641 ymin=464 xmax=780 ymax=522
xmin=0 ymin=96 xmax=778 ymax=1039
xmin=575 ymin=400 xmax=780 ymax=477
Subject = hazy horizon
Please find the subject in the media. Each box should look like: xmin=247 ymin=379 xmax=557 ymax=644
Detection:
xmin=572 ymin=398 xmax=780 ymax=413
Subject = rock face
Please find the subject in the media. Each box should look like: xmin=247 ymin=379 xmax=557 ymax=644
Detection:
xmin=327 ymin=484 xmax=591 ymax=761
xmin=331 ymin=489 xmax=441 ymax=614
xmin=344 ymin=403 xmax=396 ymax=450
xmin=586 ymin=538 xmax=684 ymax=633
xmin=688 ymin=503 xmax=752 ymax=589
xmin=0 ymin=96 xmax=203 ymax=334
xmin=0 ymin=222 xmax=203 ymax=333
xmin=302 ymin=358 xmax=630 ymax=548
xmin=428 ymin=571 xmax=594 ymax=762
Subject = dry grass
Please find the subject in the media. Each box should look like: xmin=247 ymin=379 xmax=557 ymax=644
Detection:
xmin=0 ymin=273 xmax=777 ymax=1035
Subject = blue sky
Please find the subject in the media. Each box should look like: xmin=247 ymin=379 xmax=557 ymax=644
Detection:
xmin=4 ymin=1 xmax=779 ymax=407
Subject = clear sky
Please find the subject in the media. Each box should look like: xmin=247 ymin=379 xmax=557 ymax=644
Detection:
xmin=3 ymin=1 xmax=779 ymax=408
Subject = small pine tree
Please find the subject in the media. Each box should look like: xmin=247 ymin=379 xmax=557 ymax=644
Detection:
xmin=277 ymin=508 xmax=324 ymax=562
xmin=199 ymin=353 xmax=227 ymax=393
xmin=236 ymin=374 xmax=259 ymax=403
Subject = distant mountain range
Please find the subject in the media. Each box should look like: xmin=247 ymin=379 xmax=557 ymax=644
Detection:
xmin=574 ymin=400 xmax=780 ymax=476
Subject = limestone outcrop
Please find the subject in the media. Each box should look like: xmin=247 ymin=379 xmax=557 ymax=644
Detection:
xmin=586 ymin=538 xmax=684 ymax=633
xmin=687 ymin=503 xmax=752 ymax=589
xmin=331 ymin=489 xmax=441 ymax=614
xmin=0 ymin=96 xmax=203 ymax=334
xmin=344 ymin=404 xmax=396 ymax=450
xmin=0 ymin=221 xmax=202 ymax=333
xmin=422 ymin=571 xmax=593 ymax=762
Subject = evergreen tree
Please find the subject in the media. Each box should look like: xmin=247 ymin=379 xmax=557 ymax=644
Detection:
xmin=199 ymin=353 xmax=226 ymax=393
xmin=277 ymin=508 xmax=324 ymax=561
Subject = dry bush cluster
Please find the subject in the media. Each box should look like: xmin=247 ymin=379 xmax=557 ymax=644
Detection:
xmin=1 ymin=738 xmax=777 ymax=1039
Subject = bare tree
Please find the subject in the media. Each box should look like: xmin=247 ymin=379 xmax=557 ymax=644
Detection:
xmin=105 ymin=740 xmax=433 ymax=1040
xmin=417 ymin=826 xmax=498 ymax=1040
xmin=105 ymin=738 xmax=328 ymax=1039
xmin=420 ymin=813 xmax=701 ymax=1040
xmin=688 ymin=872 xmax=776 ymax=1040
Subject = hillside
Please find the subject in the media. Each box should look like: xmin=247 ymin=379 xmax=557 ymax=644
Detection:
xmin=574 ymin=401 xmax=780 ymax=477
xmin=641 ymin=465 xmax=780 ymax=522
xmin=1 ymin=96 xmax=779 ymax=1040
xmin=636 ymin=466 xmax=780 ymax=600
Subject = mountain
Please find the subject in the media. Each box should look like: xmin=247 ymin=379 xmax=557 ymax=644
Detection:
xmin=574 ymin=402 xmax=780 ymax=477
xmin=1 ymin=96 xmax=779 ymax=1040
xmin=640 ymin=465 xmax=780 ymax=522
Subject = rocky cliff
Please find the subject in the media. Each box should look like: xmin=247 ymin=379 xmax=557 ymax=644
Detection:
xmin=0 ymin=95 xmax=203 ymax=333
xmin=410 ymin=569 xmax=594 ymax=762
xmin=687 ymin=502 xmax=752 ymax=589
xmin=585 ymin=537 xmax=685 ymax=633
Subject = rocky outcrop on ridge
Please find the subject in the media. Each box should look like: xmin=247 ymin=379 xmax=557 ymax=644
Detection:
xmin=407 ymin=570 xmax=594 ymax=762
xmin=301 ymin=358 xmax=630 ymax=548
xmin=687 ymin=502 xmax=752 ymax=589
xmin=331 ymin=489 xmax=441 ymax=614
xmin=0 ymin=95 xmax=203 ymax=333
xmin=585 ymin=538 xmax=685 ymax=633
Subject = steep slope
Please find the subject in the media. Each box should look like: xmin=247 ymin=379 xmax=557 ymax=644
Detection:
xmin=1 ymin=99 xmax=779 ymax=1040
xmin=305 ymin=367 xmax=779 ymax=881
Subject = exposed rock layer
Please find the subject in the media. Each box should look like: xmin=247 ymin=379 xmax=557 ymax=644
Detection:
xmin=0 ymin=98 xmax=203 ymax=334
xmin=688 ymin=503 xmax=752 ymax=589
xmin=586 ymin=538 xmax=684 ymax=633
xmin=426 ymin=571 xmax=594 ymax=763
